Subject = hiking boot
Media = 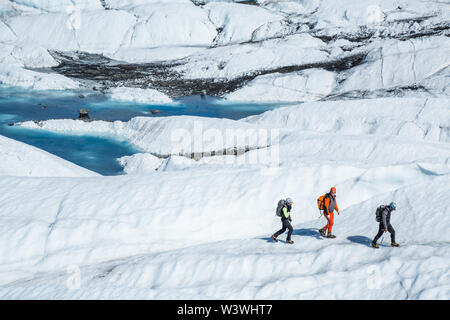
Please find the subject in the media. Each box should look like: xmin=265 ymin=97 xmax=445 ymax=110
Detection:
xmin=319 ymin=229 xmax=326 ymax=237
xmin=326 ymin=233 xmax=336 ymax=238
xmin=271 ymin=234 xmax=278 ymax=242
xmin=371 ymin=242 xmax=379 ymax=249
xmin=286 ymin=239 xmax=294 ymax=244
xmin=391 ymin=242 xmax=400 ymax=247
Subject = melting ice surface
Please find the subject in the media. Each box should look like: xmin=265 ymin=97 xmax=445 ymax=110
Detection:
xmin=0 ymin=86 xmax=286 ymax=175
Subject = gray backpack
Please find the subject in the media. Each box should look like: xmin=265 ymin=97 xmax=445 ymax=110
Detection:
xmin=276 ymin=199 xmax=286 ymax=217
xmin=375 ymin=205 xmax=386 ymax=222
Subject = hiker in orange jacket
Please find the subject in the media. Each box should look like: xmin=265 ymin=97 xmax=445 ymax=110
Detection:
xmin=319 ymin=187 xmax=340 ymax=238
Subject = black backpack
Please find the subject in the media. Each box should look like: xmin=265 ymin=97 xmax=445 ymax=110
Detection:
xmin=276 ymin=199 xmax=286 ymax=217
xmin=375 ymin=205 xmax=386 ymax=222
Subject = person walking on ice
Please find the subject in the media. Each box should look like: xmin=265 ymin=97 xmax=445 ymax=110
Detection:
xmin=371 ymin=202 xmax=400 ymax=248
xmin=318 ymin=187 xmax=340 ymax=238
xmin=272 ymin=198 xmax=294 ymax=244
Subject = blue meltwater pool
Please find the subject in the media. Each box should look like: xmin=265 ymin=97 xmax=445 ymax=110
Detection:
xmin=0 ymin=86 xmax=290 ymax=175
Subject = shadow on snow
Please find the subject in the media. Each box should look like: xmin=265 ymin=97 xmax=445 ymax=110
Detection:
xmin=292 ymin=228 xmax=323 ymax=240
xmin=347 ymin=235 xmax=373 ymax=246
xmin=261 ymin=228 xmax=323 ymax=243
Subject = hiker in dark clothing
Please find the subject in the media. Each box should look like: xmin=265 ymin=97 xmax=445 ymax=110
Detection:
xmin=272 ymin=198 xmax=294 ymax=244
xmin=372 ymin=202 xmax=400 ymax=248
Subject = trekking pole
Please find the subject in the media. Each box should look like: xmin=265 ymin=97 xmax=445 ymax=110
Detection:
xmin=318 ymin=210 xmax=323 ymax=219
xmin=381 ymin=234 xmax=385 ymax=244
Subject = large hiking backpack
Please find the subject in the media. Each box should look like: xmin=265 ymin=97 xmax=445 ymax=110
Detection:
xmin=317 ymin=194 xmax=327 ymax=210
xmin=276 ymin=199 xmax=286 ymax=217
xmin=375 ymin=205 xmax=386 ymax=222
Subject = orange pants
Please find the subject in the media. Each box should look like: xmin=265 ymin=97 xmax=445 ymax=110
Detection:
xmin=322 ymin=212 xmax=334 ymax=233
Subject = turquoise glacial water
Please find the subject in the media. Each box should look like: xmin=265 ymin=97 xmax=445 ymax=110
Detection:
xmin=0 ymin=86 xmax=288 ymax=175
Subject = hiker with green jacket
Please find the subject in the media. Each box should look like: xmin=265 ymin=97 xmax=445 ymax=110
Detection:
xmin=272 ymin=198 xmax=294 ymax=244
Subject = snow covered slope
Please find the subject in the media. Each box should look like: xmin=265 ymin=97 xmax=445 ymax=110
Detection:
xmin=108 ymin=87 xmax=173 ymax=104
xmin=0 ymin=64 xmax=79 ymax=90
xmin=0 ymin=156 xmax=448 ymax=299
xmin=2 ymin=176 xmax=449 ymax=300
xmin=0 ymin=0 xmax=447 ymax=100
xmin=19 ymin=96 xmax=450 ymax=166
xmin=3 ymin=95 xmax=449 ymax=299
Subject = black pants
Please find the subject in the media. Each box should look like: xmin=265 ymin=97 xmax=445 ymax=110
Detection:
xmin=274 ymin=219 xmax=293 ymax=241
xmin=373 ymin=223 xmax=395 ymax=243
